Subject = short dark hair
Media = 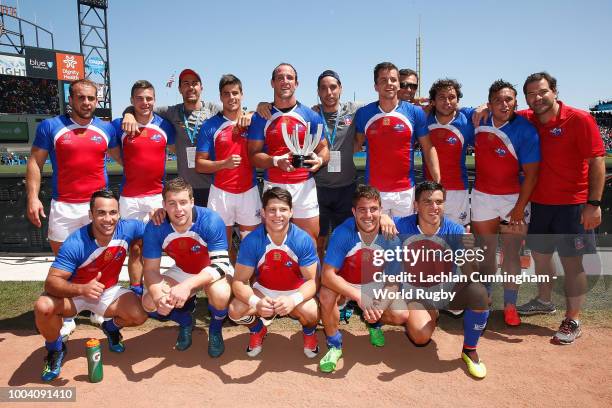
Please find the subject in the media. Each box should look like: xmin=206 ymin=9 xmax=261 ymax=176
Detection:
xmin=415 ymin=181 xmax=446 ymax=201
xmin=89 ymin=189 xmax=118 ymax=210
xmin=262 ymin=187 xmax=292 ymax=209
xmin=162 ymin=177 xmax=193 ymax=200
xmin=523 ymin=71 xmax=557 ymax=95
xmin=399 ymin=68 xmax=418 ymax=81
xmin=488 ymin=79 xmax=517 ymax=102
xmin=271 ymin=63 xmax=298 ymax=82
xmin=130 ymin=79 xmax=155 ymax=98
xmin=219 ymin=74 xmax=243 ymax=93
xmin=374 ymin=62 xmax=399 ymax=84
xmin=352 ymin=184 xmax=381 ymax=207
xmin=69 ymin=79 xmax=98 ymax=97
xmin=429 ymin=78 xmax=463 ymax=101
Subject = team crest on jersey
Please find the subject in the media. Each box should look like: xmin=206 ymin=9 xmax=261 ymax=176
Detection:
xmin=191 ymin=244 xmax=201 ymax=253
xmin=550 ymin=127 xmax=562 ymax=136
xmin=150 ymin=134 xmax=162 ymax=142
xmin=393 ymin=123 xmax=406 ymax=132
xmin=273 ymin=252 xmax=281 ymax=261
xmin=459 ymin=211 xmax=468 ymax=222
xmin=446 ymin=136 xmax=458 ymax=145
xmin=104 ymin=251 xmax=114 ymax=261
xmin=383 ymin=117 xmax=390 ymax=126
xmin=90 ymin=135 xmax=103 ymax=144
xmin=285 ymin=261 xmax=293 ymax=268
xmin=494 ymin=148 xmax=506 ymax=157
xmin=342 ymin=116 xmax=352 ymax=126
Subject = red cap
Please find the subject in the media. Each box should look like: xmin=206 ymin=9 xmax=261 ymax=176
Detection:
xmin=179 ymin=68 xmax=201 ymax=84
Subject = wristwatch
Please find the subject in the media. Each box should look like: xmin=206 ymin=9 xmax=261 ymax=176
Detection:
xmin=586 ymin=200 xmax=601 ymax=207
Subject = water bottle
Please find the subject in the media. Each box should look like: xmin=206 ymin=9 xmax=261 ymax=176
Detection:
xmin=86 ymin=338 xmax=103 ymax=383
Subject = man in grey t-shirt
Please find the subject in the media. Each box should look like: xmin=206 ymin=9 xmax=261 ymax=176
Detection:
xmin=123 ymin=68 xmax=220 ymax=205
xmin=314 ymin=70 xmax=361 ymax=258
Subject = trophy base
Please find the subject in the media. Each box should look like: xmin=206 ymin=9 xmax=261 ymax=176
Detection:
xmin=292 ymin=155 xmax=311 ymax=168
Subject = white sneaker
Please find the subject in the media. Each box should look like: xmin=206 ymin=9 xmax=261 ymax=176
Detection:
xmin=90 ymin=313 xmax=105 ymax=325
xmin=60 ymin=318 xmax=76 ymax=342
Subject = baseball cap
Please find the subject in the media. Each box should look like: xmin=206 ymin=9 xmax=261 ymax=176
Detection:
xmin=317 ymin=69 xmax=341 ymax=87
xmin=179 ymin=68 xmax=201 ymax=83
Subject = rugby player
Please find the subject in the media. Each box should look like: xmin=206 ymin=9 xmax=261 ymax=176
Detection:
xmin=196 ymin=74 xmax=261 ymax=264
xmin=142 ymin=177 xmax=233 ymax=357
xmin=26 ymin=79 xmax=122 ymax=340
xmin=112 ymin=80 xmax=175 ymax=295
xmin=394 ymin=181 xmax=490 ymax=378
xmin=228 ymin=187 xmax=319 ymax=358
xmin=471 ymin=80 xmax=540 ymax=326
xmin=248 ymin=63 xmax=329 ymax=241
xmin=354 ymin=62 xmax=440 ymax=217
xmin=318 ymin=184 xmax=404 ymax=373
xmin=33 ymin=190 xmax=147 ymax=381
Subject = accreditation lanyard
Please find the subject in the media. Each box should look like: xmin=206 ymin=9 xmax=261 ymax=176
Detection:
xmin=180 ymin=105 xmax=204 ymax=144
xmin=319 ymin=105 xmax=340 ymax=149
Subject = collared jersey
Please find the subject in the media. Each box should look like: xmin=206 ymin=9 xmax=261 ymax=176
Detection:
xmin=324 ymin=217 xmax=397 ymax=285
xmin=33 ymin=115 xmax=116 ymax=203
xmin=518 ymin=102 xmax=605 ymax=204
xmin=474 ymin=115 xmax=540 ymax=195
xmin=142 ymin=206 xmax=227 ymax=274
xmin=237 ymin=223 xmax=318 ymax=291
xmin=394 ymin=214 xmax=464 ymax=287
xmin=197 ymin=113 xmax=256 ymax=193
xmin=52 ymin=219 xmax=145 ymax=289
xmin=425 ymin=109 xmax=475 ymax=190
xmin=354 ymin=101 xmax=428 ymax=192
xmin=112 ymin=113 xmax=175 ymax=197
xmin=248 ymin=102 xmax=324 ymax=184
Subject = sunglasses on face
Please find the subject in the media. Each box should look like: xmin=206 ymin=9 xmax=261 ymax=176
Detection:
xmin=400 ymin=82 xmax=418 ymax=90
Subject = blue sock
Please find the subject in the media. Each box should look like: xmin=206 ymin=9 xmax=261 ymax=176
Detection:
xmin=147 ymin=311 xmax=167 ymax=321
xmin=208 ymin=305 xmax=227 ymax=334
xmin=367 ymin=321 xmax=382 ymax=329
xmin=503 ymin=289 xmax=518 ymax=306
xmin=326 ymin=331 xmax=342 ymax=349
xmin=45 ymin=336 xmax=63 ymax=352
xmin=169 ymin=308 xmax=193 ymax=328
xmin=102 ymin=318 xmax=121 ymax=332
xmin=302 ymin=325 xmax=316 ymax=336
xmin=463 ymin=308 xmax=489 ymax=349
xmin=249 ymin=318 xmax=264 ymax=334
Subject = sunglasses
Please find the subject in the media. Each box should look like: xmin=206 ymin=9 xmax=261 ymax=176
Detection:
xmin=400 ymin=82 xmax=418 ymax=90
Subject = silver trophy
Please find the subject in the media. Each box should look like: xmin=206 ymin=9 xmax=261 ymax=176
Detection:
xmin=281 ymin=122 xmax=323 ymax=168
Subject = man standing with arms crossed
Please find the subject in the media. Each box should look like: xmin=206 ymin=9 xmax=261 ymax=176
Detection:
xmin=248 ymin=63 xmax=329 ymax=241
xmin=517 ymin=72 xmax=605 ymax=344
xmin=112 ymin=80 xmax=176 ymax=295
xmin=354 ymin=62 xmax=440 ymax=217
xmin=26 ymin=79 xmax=121 ymax=340
xmin=196 ymin=74 xmax=261 ymax=264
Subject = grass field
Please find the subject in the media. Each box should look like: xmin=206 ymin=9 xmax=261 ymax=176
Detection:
xmin=1 ymin=277 xmax=610 ymax=332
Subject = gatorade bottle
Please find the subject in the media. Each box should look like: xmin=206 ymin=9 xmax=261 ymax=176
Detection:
xmin=86 ymin=338 xmax=103 ymax=383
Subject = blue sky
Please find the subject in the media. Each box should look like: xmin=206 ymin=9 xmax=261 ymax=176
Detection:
xmin=5 ymin=0 xmax=612 ymax=116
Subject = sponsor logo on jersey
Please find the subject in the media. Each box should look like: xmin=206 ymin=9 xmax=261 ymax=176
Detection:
xmin=494 ymin=148 xmax=506 ymax=157
xmin=459 ymin=211 xmax=468 ymax=222
xmin=446 ymin=136 xmax=458 ymax=145
xmin=104 ymin=251 xmax=114 ymax=261
xmin=393 ymin=123 xmax=406 ymax=132
xmin=273 ymin=252 xmax=281 ymax=261
xmin=150 ymin=133 xmax=162 ymax=142
xmin=191 ymin=244 xmax=201 ymax=253
xmin=90 ymin=135 xmax=103 ymax=144
xmin=343 ymin=116 xmax=352 ymax=126
xmin=382 ymin=117 xmax=390 ymax=126
xmin=285 ymin=261 xmax=293 ymax=268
